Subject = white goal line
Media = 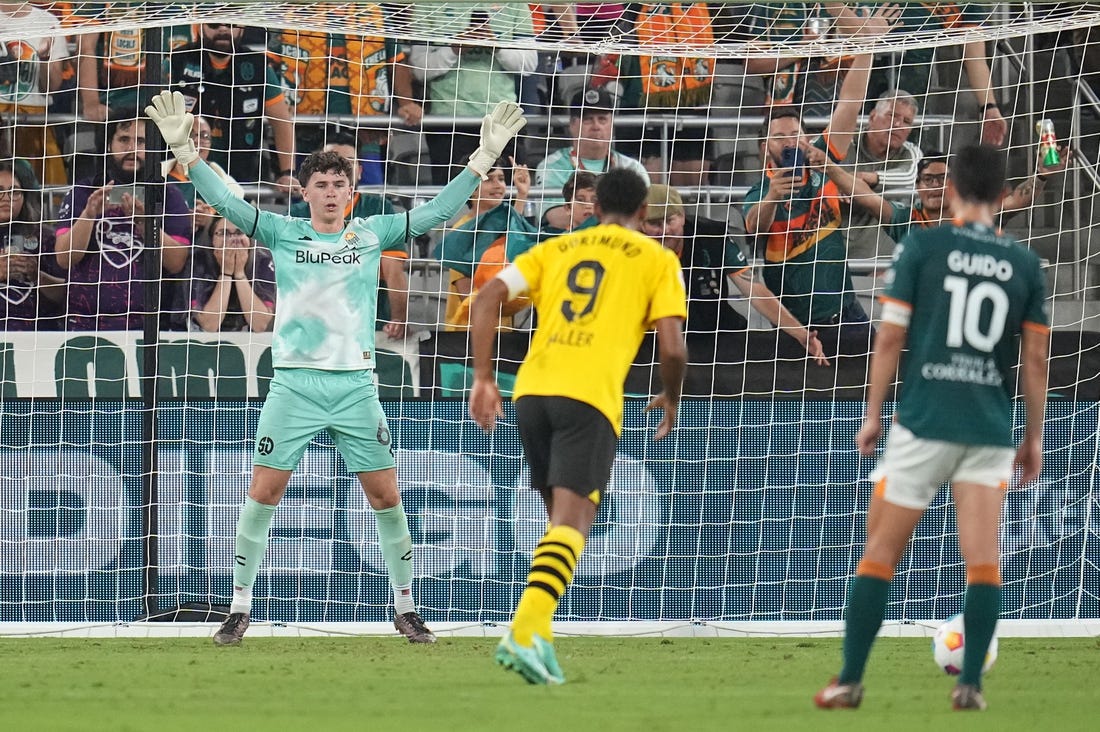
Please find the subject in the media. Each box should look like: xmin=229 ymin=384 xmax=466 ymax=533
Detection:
xmin=1 ymin=619 xmax=1096 ymax=639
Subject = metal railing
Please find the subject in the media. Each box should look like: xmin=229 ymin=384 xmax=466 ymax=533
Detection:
xmin=32 ymin=109 xmax=956 ymax=212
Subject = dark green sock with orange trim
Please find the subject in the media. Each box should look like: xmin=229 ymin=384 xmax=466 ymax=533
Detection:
xmin=838 ymin=560 xmax=893 ymax=684
xmin=960 ymin=564 xmax=1001 ymax=688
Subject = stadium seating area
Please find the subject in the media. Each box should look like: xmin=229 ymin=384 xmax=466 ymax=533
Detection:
xmin=0 ymin=4 xmax=1096 ymax=341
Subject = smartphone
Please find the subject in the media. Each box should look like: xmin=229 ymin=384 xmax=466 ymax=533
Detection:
xmin=108 ymin=185 xmax=145 ymax=205
xmin=780 ymin=147 xmax=805 ymax=178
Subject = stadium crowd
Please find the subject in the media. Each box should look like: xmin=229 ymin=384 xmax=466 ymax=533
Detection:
xmin=0 ymin=2 xmax=1077 ymax=345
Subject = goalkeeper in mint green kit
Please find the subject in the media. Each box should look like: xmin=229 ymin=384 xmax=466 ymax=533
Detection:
xmin=146 ymin=90 xmax=526 ymax=646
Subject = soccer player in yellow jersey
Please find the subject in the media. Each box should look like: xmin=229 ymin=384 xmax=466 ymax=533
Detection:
xmin=468 ymin=168 xmax=688 ymax=684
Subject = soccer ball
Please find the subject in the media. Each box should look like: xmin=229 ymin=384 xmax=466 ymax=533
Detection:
xmin=931 ymin=613 xmax=998 ymax=675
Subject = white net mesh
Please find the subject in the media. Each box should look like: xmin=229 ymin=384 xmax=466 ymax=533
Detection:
xmin=0 ymin=1 xmax=1097 ymax=629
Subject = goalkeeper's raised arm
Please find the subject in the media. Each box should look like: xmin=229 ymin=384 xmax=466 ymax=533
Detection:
xmin=144 ymin=90 xmax=527 ymax=240
xmin=141 ymin=89 xmax=528 ymax=649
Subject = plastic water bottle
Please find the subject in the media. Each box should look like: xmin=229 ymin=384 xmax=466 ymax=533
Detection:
xmin=1036 ymin=119 xmax=1061 ymax=166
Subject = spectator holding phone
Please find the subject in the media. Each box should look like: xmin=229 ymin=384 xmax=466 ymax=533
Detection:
xmin=433 ymin=156 xmax=538 ymax=330
xmin=0 ymin=162 xmax=65 ymax=330
xmin=743 ymin=5 xmax=901 ymax=358
xmin=54 ymin=112 xmax=192 ymax=331
xmin=188 ymin=215 xmax=276 ymax=333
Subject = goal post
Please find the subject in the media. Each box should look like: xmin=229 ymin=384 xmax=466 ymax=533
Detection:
xmin=0 ymin=1 xmax=1098 ymax=636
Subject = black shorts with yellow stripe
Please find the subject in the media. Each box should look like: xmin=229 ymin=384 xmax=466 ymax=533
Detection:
xmin=515 ymin=395 xmax=617 ymax=505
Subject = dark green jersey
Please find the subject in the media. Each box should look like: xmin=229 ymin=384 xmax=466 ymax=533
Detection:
xmin=742 ymin=134 xmax=855 ymax=325
xmin=883 ymin=222 xmax=1048 ymax=446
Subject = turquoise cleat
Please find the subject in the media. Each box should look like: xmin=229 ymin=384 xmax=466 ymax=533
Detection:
xmin=495 ymin=632 xmax=555 ymax=685
xmin=532 ymin=635 xmax=565 ymax=685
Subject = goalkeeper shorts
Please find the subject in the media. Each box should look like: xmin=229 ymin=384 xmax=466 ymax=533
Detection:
xmin=253 ymin=367 xmax=395 ymax=474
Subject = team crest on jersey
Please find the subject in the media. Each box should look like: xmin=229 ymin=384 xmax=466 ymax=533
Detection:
xmin=242 ymin=98 xmax=259 ymax=114
xmin=343 ymin=231 xmax=361 ymax=248
xmin=0 ymin=281 xmax=31 ymax=305
xmin=95 ymin=220 xmax=143 ymax=269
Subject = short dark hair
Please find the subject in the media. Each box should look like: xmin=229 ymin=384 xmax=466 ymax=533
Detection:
xmin=917 ymin=150 xmax=949 ymax=176
xmin=298 ymin=150 xmax=353 ymax=186
xmin=950 ymin=145 xmax=1005 ymax=204
xmin=760 ymin=107 xmax=802 ymax=141
xmin=595 ymin=168 xmax=648 ymax=216
xmin=105 ymin=109 xmax=141 ymax=152
xmin=563 ymin=170 xmax=598 ymax=202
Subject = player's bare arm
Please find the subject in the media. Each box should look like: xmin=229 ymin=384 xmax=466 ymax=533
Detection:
xmin=856 ymin=321 xmax=906 ymax=455
xmin=468 ymin=277 xmax=511 ymax=432
xmin=1016 ymin=325 xmax=1050 ymax=484
xmin=730 ymin=269 xmax=830 ymax=366
xmin=645 ymin=315 xmax=687 ymax=441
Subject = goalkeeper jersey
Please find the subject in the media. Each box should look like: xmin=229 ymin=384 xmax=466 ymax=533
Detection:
xmin=190 ymin=160 xmax=478 ymax=370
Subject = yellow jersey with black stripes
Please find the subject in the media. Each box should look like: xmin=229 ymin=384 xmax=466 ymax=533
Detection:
xmin=509 ymin=223 xmax=687 ymax=435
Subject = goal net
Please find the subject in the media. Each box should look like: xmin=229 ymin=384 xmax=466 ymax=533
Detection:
xmin=1 ymin=1 xmax=1099 ymax=635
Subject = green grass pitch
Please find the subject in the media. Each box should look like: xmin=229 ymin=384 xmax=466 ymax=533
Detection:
xmin=2 ymin=637 xmax=1096 ymax=731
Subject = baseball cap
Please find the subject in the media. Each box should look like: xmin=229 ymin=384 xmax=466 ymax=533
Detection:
xmin=570 ymin=88 xmax=616 ymax=118
xmin=644 ymin=184 xmax=684 ymax=222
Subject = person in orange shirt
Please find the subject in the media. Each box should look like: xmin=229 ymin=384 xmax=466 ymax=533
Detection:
xmin=266 ymin=4 xmax=422 ymax=184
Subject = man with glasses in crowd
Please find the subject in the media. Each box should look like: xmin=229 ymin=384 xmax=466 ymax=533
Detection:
xmin=825 ymin=146 xmax=1074 ymax=244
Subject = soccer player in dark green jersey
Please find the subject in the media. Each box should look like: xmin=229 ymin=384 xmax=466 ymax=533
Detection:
xmin=815 ymin=146 xmax=1050 ymax=712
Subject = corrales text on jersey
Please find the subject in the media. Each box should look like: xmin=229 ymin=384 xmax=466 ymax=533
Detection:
xmin=921 ymin=353 xmax=1004 ymax=386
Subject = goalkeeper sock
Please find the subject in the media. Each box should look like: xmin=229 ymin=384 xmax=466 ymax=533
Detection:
xmin=511 ymin=525 xmax=585 ymax=646
xmin=376 ymin=503 xmax=416 ymax=615
xmin=838 ymin=559 xmax=893 ymax=684
xmin=960 ymin=565 xmax=1001 ymax=688
xmin=231 ymin=496 xmax=277 ymax=614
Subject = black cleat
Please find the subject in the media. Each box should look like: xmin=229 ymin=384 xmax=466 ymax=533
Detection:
xmin=394 ymin=611 xmax=437 ymax=643
xmin=213 ymin=612 xmax=250 ymax=646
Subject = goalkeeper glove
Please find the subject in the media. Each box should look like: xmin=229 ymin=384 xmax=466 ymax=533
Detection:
xmin=144 ymin=90 xmax=199 ymax=168
xmin=467 ymin=101 xmax=527 ymax=180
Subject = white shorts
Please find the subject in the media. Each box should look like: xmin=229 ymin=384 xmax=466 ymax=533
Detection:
xmin=868 ymin=424 xmax=1015 ymax=510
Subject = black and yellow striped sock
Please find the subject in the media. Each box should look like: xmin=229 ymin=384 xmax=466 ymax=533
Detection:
xmin=511 ymin=525 xmax=585 ymax=645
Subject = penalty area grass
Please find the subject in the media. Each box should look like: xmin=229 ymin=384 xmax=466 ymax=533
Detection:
xmin=1 ymin=636 xmax=1095 ymax=732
